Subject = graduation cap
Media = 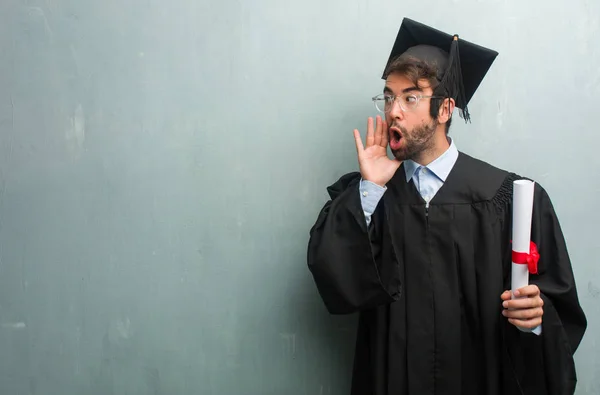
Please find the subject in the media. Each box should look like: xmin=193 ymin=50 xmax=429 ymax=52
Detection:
xmin=382 ymin=18 xmax=499 ymax=122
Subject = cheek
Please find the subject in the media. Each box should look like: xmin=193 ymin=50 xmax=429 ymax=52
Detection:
xmin=414 ymin=109 xmax=435 ymax=127
xmin=417 ymin=106 xmax=433 ymax=121
xmin=401 ymin=113 xmax=424 ymax=129
xmin=384 ymin=113 xmax=393 ymax=125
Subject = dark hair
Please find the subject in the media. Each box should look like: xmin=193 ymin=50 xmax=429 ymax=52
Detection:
xmin=383 ymin=55 xmax=453 ymax=133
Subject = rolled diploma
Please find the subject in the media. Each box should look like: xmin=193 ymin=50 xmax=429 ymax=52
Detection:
xmin=511 ymin=180 xmax=535 ymax=299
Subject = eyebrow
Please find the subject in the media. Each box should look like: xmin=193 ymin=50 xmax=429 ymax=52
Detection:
xmin=383 ymin=86 xmax=423 ymax=94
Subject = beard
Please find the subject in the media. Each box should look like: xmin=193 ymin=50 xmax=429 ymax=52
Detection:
xmin=390 ymin=118 xmax=438 ymax=162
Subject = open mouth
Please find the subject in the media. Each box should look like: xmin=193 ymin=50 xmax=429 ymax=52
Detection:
xmin=389 ymin=127 xmax=403 ymax=150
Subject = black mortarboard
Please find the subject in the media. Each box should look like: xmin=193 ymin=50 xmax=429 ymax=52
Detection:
xmin=382 ymin=18 xmax=499 ymax=122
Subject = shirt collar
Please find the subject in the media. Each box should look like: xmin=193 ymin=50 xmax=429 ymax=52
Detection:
xmin=403 ymin=138 xmax=459 ymax=182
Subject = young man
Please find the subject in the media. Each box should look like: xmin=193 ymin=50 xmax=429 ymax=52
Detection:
xmin=307 ymin=18 xmax=586 ymax=395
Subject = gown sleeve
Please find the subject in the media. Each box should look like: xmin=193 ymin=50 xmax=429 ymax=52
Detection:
xmin=532 ymin=184 xmax=587 ymax=392
xmin=505 ymin=182 xmax=587 ymax=394
xmin=306 ymin=172 xmax=401 ymax=314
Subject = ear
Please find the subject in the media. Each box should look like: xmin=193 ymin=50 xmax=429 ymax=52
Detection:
xmin=437 ymin=98 xmax=455 ymax=125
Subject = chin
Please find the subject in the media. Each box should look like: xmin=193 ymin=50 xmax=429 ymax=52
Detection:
xmin=391 ymin=149 xmax=409 ymax=161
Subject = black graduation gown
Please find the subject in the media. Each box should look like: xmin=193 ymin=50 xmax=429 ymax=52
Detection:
xmin=307 ymin=152 xmax=587 ymax=395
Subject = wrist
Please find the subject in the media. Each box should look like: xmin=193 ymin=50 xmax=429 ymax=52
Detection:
xmin=362 ymin=178 xmax=387 ymax=188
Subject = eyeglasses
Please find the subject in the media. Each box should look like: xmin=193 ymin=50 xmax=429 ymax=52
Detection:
xmin=372 ymin=92 xmax=443 ymax=113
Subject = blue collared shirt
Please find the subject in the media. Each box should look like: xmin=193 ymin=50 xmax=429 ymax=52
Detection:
xmin=357 ymin=138 xmax=541 ymax=335
xmin=359 ymin=138 xmax=459 ymax=224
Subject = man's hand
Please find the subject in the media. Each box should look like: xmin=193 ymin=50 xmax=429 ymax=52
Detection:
xmin=354 ymin=115 xmax=401 ymax=187
xmin=501 ymin=285 xmax=544 ymax=329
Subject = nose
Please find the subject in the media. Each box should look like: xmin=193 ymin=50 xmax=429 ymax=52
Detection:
xmin=388 ymin=97 xmax=405 ymax=121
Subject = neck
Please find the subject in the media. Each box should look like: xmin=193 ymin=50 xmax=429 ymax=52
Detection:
xmin=413 ymin=130 xmax=450 ymax=166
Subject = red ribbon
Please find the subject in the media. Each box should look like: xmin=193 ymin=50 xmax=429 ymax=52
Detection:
xmin=512 ymin=241 xmax=540 ymax=274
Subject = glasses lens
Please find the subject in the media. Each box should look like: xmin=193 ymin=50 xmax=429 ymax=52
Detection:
xmin=373 ymin=96 xmax=387 ymax=113
xmin=401 ymin=93 xmax=419 ymax=110
xmin=373 ymin=94 xmax=420 ymax=113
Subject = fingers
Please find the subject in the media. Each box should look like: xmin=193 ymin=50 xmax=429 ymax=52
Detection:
xmin=381 ymin=119 xmax=389 ymax=147
xmin=503 ymin=307 xmax=544 ymax=320
xmin=502 ymin=286 xmax=544 ymax=328
xmin=361 ymin=116 xmax=388 ymax=149
xmin=374 ymin=116 xmax=383 ymax=146
xmin=503 ymin=296 xmax=543 ymax=310
xmin=514 ymin=284 xmax=540 ymax=297
xmin=507 ymin=317 xmax=543 ymax=329
xmin=366 ymin=117 xmax=375 ymax=148
xmin=500 ymin=290 xmax=512 ymax=301
xmin=354 ymin=129 xmax=364 ymax=154
xmin=355 ymin=116 xmax=390 ymax=159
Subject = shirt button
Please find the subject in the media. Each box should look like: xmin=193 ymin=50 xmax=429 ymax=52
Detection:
xmin=362 ymin=191 xmax=368 ymax=197
xmin=421 ymin=168 xmax=427 ymax=173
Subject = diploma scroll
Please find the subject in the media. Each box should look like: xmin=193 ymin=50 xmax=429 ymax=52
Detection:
xmin=511 ymin=180 xmax=535 ymax=299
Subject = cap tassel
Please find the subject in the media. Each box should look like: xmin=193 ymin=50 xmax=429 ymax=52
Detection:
xmin=437 ymin=35 xmax=470 ymax=123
